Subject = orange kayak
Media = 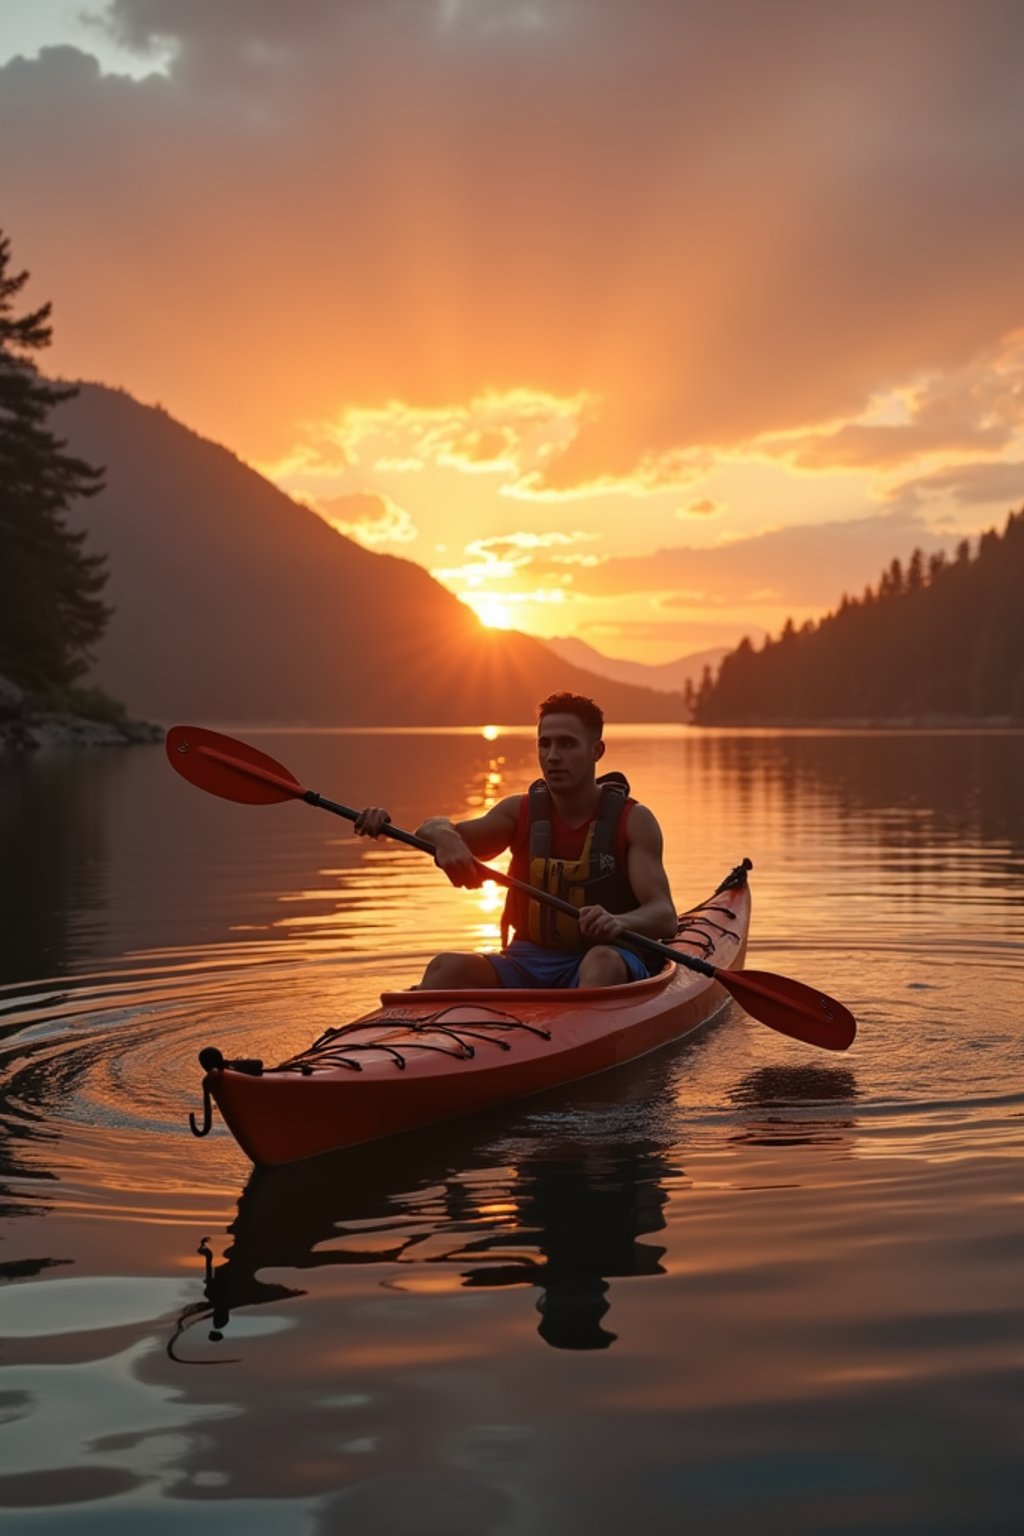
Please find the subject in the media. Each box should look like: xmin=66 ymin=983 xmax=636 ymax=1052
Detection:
xmin=193 ymin=862 xmax=751 ymax=1166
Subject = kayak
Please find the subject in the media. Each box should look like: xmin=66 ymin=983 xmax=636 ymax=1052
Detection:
xmin=192 ymin=860 xmax=752 ymax=1167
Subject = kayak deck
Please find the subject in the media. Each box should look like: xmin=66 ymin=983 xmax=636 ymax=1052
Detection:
xmin=197 ymin=861 xmax=751 ymax=1166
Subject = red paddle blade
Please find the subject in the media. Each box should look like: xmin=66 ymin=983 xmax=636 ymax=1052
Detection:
xmin=166 ymin=725 xmax=307 ymax=805
xmin=718 ymin=968 xmax=857 ymax=1052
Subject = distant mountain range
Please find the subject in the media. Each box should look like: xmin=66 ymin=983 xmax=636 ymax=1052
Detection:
xmin=543 ymin=636 xmax=728 ymax=696
xmin=57 ymin=385 xmax=683 ymax=726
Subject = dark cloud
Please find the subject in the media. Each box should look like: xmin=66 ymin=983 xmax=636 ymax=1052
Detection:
xmin=103 ymin=0 xmax=348 ymax=51
xmin=783 ymin=421 xmax=1010 ymax=472
xmin=776 ymin=335 xmax=1024 ymax=471
xmin=529 ymin=512 xmax=953 ymax=605
xmin=886 ymin=461 xmax=1024 ymax=514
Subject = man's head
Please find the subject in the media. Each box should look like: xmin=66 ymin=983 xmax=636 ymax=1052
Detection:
xmin=536 ymin=692 xmax=605 ymax=793
xmin=537 ymin=692 xmax=604 ymax=739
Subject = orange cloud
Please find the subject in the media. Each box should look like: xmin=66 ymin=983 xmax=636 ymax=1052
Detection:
xmin=682 ymin=497 xmax=725 ymax=518
xmin=281 ymin=393 xmax=585 ymax=484
xmin=438 ymin=427 xmax=514 ymax=470
xmin=314 ymin=490 xmax=416 ymax=546
xmin=2 ymin=0 xmax=1021 ymax=502
xmin=432 ymin=529 xmax=596 ymax=586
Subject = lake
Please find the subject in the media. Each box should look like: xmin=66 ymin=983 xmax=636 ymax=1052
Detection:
xmin=1 ymin=726 xmax=1022 ymax=1533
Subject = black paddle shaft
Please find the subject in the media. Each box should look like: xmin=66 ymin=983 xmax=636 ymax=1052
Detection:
xmin=302 ymin=788 xmax=718 ymax=979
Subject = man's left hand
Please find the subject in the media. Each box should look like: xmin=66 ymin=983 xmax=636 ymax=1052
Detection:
xmin=577 ymin=905 xmax=626 ymax=943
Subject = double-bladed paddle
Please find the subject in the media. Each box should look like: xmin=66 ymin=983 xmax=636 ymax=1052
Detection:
xmin=166 ymin=724 xmax=856 ymax=1051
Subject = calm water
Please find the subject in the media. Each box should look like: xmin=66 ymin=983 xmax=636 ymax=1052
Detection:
xmin=1 ymin=727 xmax=1022 ymax=1533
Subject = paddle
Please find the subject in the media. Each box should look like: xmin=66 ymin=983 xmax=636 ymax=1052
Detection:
xmin=166 ymin=724 xmax=856 ymax=1051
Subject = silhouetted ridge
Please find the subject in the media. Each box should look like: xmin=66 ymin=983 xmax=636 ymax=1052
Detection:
xmin=57 ymin=384 xmax=681 ymax=725
xmin=545 ymin=635 xmax=728 ymax=695
xmin=691 ymin=509 xmax=1024 ymax=724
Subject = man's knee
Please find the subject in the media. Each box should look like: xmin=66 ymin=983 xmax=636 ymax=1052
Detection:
xmin=419 ymin=952 xmax=500 ymax=990
xmin=577 ymin=945 xmax=629 ymax=987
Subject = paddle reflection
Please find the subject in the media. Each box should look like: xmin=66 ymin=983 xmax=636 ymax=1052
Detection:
xmin=726 ymin=1062 xmax=860 ymax=1147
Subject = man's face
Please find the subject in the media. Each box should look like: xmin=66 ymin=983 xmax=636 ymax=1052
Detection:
xmin=536 ymin=712 xmax=603 ymax=793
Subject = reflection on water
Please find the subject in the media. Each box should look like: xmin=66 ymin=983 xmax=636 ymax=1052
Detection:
xmin=731 ymin=1063 xmax=861 ymax=1105
xmin=0 ymin=730 xmax=542 ymax=984
xmin=0 ymin=754 xmax=114 ymax=982
xmin=727 ymin=1063 xmax=860 ymax=1147
xmin=678 ymin=727 xmax=1024 ymax=845
xmin=1 ymin=728 xmax=1023 ymax=1530
xmin=3 ymin=727 xmax=1023 ymax=987
xmin=458 ymin=1143 xmax=670 ymax=1351
xmin=176 ymin=1105 xmax=676 ymax=1359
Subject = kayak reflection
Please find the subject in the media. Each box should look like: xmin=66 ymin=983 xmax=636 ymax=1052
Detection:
xmin=174 ymin=1079 xmax=681 ymax=1356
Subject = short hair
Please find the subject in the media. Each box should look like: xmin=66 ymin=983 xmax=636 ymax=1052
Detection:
xmin=537 ymin=692 xmax=604 ymax=737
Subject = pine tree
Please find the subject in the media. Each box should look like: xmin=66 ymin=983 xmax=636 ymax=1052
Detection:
xmin=691 ymin=509 xmax=1024 ymax=724
xmin=0 ymin=229 xmax=110 ymax=693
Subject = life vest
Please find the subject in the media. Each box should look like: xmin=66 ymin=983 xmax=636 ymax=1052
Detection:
xmin=501 ymin=772 xmax=639 ymax=950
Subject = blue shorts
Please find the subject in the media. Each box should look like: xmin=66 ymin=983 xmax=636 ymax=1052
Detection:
xmin=484 ymin=939 xmax=658 ymax=989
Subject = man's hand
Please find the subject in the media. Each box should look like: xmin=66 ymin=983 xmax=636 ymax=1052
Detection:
xmin=577 ymin=904 xmax=627 ymax=943
xmin=353 ymin=807 xmax=391 ymax=838
xmin=352 ymin=810 xmax=486 ymax=888
xmin=430 ymin=827 xmax=485 ymax=889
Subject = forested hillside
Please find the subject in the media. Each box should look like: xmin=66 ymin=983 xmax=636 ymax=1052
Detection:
xmin=692 ymin=509 xmax=1024 ymax=724
xmin=56 ymin=384 xmax=682 ymax=726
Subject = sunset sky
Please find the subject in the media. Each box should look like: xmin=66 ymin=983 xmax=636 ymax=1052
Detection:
xmin=2 ymin=0 xmax=1022 ymax=662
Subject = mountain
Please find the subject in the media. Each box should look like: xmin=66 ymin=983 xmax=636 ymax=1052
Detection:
xmin=56 ymin=384 xmax=682 ymax=726
xmin=543 ymin=636 xmax=727 ymax=695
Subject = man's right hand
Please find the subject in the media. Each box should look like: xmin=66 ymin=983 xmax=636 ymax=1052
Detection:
xmin=428 ymin=826 xmax=485 ymax=889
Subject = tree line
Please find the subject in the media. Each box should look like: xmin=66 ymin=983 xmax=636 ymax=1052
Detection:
xmin=0 ymin=228 xmax=114 ymax=712
xmin=689 ymin=508 xmax=1024 ymax=724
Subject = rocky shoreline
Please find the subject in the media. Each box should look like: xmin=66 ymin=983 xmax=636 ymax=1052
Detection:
xmin=0 ymin=674 xmax=163 ymax=754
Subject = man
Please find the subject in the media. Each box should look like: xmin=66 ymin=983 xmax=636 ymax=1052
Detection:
xmin=354 ymin=692 xmax=677 ymax=989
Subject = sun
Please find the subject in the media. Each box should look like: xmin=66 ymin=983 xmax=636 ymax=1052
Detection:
xmin=466 ymin=591 xmax=514 ymax=629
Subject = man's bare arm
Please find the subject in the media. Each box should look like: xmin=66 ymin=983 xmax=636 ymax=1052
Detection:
xmin=415 ymin=796 xmax=521 ymax=888
xmin=577 ymin=804 xmax=677 ymax=944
